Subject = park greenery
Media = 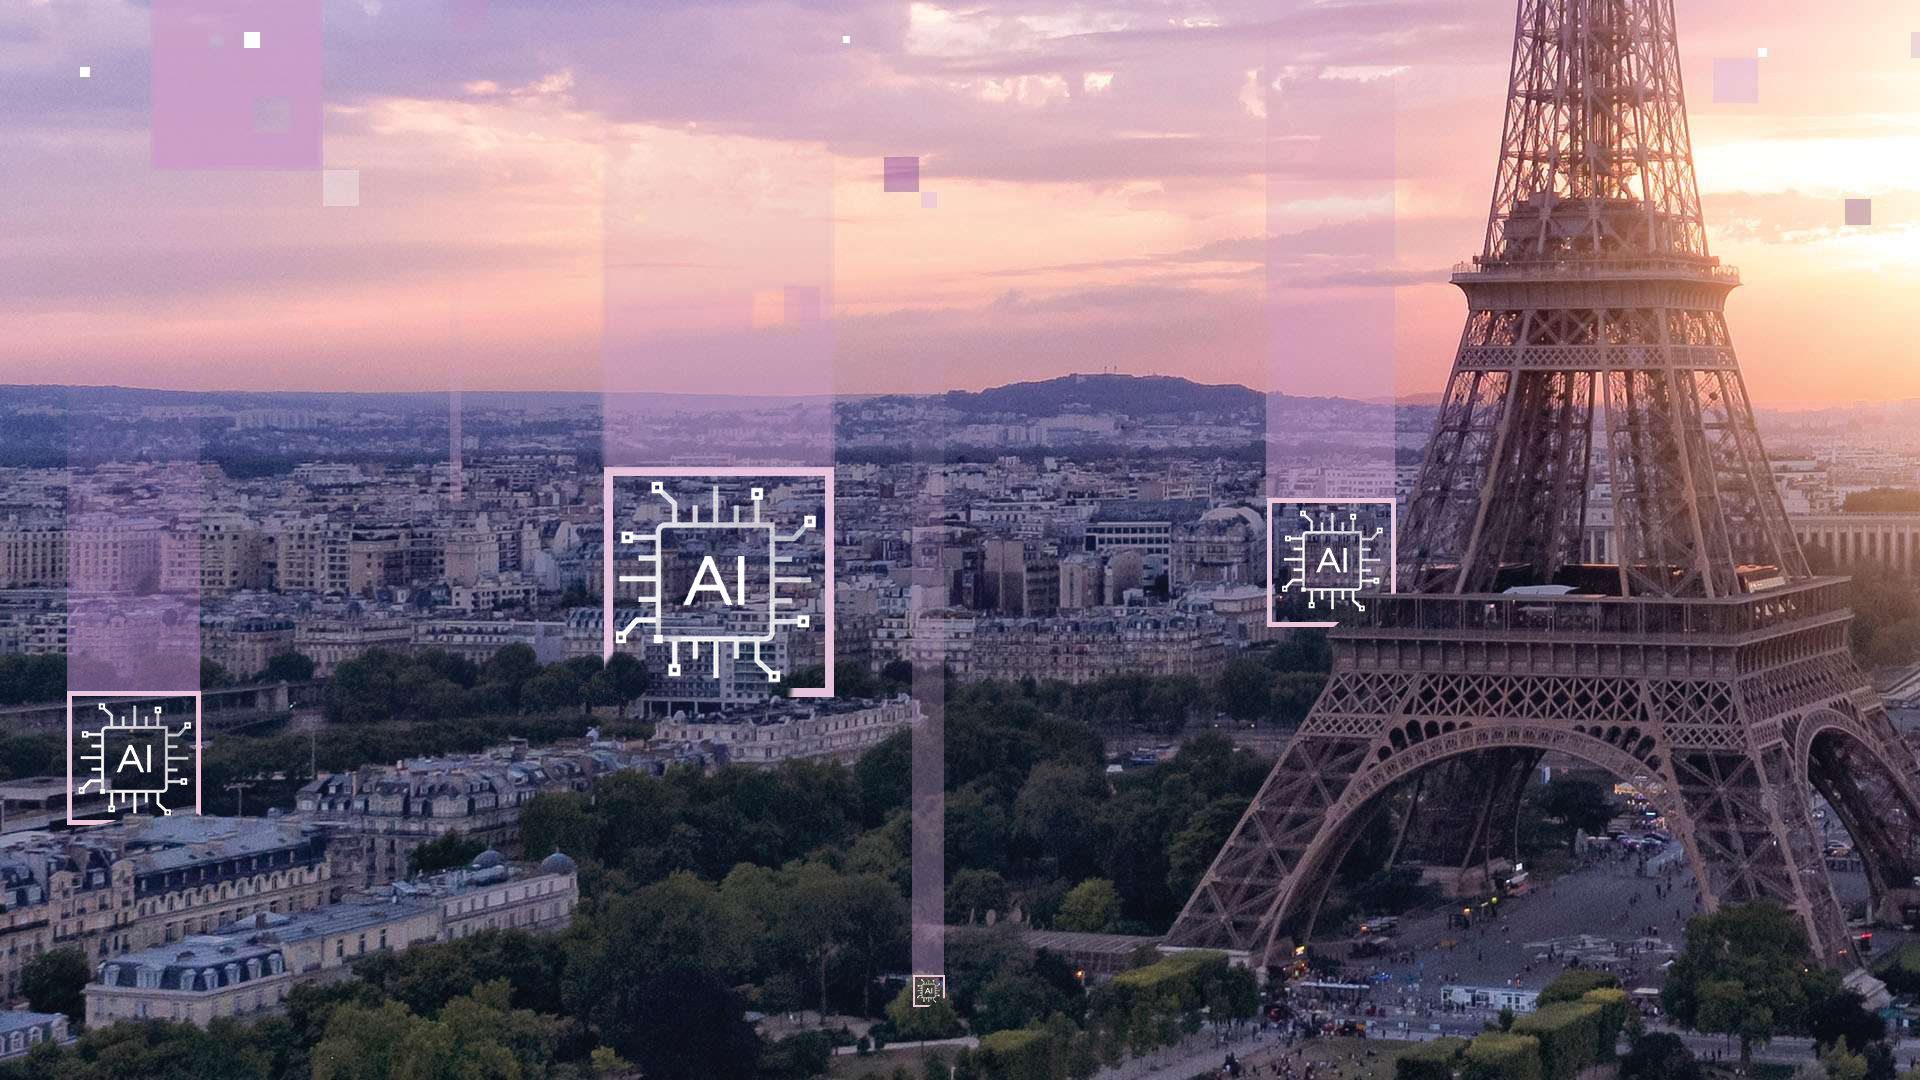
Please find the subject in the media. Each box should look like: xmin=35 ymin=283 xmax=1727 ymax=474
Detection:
xmin=1398 ymin=906 xmax=1898 ymax=1080
xmin=5 ymin=650 xmax=1320 ymax=1080
xmin=1395 ymin=971 xmax=1625 ymax=1080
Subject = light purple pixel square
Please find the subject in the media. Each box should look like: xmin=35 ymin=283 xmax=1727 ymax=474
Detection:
xmin=884 ymin=156 xmax=920 ymax=193
xmin=1845 ymin=199 xmax=1872 ymax=227
xmin=152 ymin=0 xmax=322 ymax=169
xmin=1712 ymin=58 xmax=1759 ymax=104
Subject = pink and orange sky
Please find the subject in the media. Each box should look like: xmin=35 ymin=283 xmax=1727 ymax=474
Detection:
xmin=3 ymin=0 xmax=1916 ymax=405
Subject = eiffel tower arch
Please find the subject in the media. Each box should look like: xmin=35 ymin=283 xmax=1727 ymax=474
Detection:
xmin=1170 ymin=0 xmax=1920 ymax=968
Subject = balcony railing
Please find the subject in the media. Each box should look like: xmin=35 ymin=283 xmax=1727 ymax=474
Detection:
xmin=1340 ymin=577 xmax=1850 ymax=641
xmin=1451 ymin=257 xmax=1739 ymax=284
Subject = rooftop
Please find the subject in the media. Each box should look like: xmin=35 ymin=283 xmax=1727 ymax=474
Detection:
xmin=0 ymin=1009 xmax=65 ymax=1036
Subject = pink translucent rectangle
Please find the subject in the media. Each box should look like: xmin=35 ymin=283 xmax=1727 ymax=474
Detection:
xmin=152 ymin=0 xmax=323 ymax=169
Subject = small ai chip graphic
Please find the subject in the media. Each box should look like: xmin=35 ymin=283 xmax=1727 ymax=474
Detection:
xmin=76 ymin=702 xmax=195 ymax=816
xmin=911 ymin=974 xmax=947 ymax=1008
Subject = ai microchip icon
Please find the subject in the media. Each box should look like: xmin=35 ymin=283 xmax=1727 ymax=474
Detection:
xmin=615 ymin=483 xmax=815 ymax=680
xmin=76 ymin=702 xmax=195 ymax=816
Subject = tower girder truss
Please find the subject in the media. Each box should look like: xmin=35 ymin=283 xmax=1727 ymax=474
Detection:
xmin=1174 ymin=0 xmax=1914 ymax=967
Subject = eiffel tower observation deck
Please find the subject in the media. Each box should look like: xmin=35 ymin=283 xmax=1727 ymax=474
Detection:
xmin=1167 ymin=0 xmax=1920 ymax=969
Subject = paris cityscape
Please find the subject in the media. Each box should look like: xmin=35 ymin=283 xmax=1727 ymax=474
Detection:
xmin=3 ymin=2 xmax=1920 ymax=1080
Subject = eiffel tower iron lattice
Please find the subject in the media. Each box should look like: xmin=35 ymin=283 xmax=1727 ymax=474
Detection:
xmin=1168 ymin=0 xmax=1920 ymax=968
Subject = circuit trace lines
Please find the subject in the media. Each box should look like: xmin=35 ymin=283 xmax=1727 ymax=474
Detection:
xmin=1281 ymin=509 xmax=1384 ymax=612
xmin=615 ymin=483 xmax=815 ymax=681
xmin=75 ymin=702 xmax=194 ymax=816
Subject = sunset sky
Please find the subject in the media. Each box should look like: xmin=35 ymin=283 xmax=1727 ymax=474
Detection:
xmin=3 ymin=0 xmax=1916 ymax=405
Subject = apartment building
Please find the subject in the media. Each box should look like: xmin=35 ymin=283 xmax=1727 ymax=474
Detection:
xmin=86 ymin=853 xmax=577 ymax=1029
xmin=652 ymin=696 xmax=920 ymax=766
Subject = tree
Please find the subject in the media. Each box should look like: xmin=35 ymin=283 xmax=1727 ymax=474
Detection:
xmin=974 ymin=969 xmax=1070 ymax=1035
xmin=855 ymin=731 xmax=913 ymax=828
xmin=1531 ymin=779 xmax=1615 ymax=852
xmin=519 ymin=792 xmax=596 ymax=863
xmin=1218 ymin=659 xmax=1274 ymax=722
xmin=260 ymin=650 xmax=317 ymax=682
xmin=1166 ymin=798 xmax=1245 ymax=901
xmin=1808 ymin=988 xmax=1886 ymax=1054
xmin=1014 ymin=762 xmax=1106 ymax=879
xmin=407 ymin=831 xmax=486 ymax=877
xmin=200 ymin=656 xmax=234 ymax=689
xmin=885 ymin=984 xmax=963 ymax=1042
xmin=601 ymin=651 xmax=650 ymax=717
xmin=1540 ymin=969 xmax=1620 ymax=1005
xmin=520 ymin=665 xmax=585 ymax=713
xmin=1057 ymin=879 xmax=1121 ymax=933
xmin=1663 ymin=903 xmax=1828 ymax=1072
xmin=482 ymin=643 xmax=542 ymax=705
xmin=1619 ymin=1032 xmax=1703 ymax=1080
xmin=21 ymin=947 xmax=89 ymax=1023
xmin=610 ymin=969 xmax=759 ymax=1080
xmin=1818 ymin=1042 xmax=1871 ymax=1080
xmin=947 ymin=869 xmax=1013 ymax=925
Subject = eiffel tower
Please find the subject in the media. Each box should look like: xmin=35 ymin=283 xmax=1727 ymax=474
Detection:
xmin=1169 ymin=0 xmax=1920 ymax=967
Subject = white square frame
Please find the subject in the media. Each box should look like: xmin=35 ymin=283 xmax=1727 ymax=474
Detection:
xmin=1266 ymin=497 xmax=1398 ymax=629
xmin=66 ymin=690 xmax=203 ymax=825
xmin=602 ymin=466 xmax=836 ymax=697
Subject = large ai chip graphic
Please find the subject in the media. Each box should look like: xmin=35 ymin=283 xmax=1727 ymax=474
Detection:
xmin=616 ymin=483 xmax=815 ymax=680
xmin=1267 ymin=498 xmax=1397 ymax=628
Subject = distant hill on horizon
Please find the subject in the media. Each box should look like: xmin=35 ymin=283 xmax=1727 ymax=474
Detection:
xmin=5 ymin=374 xmax=1872 ymax=418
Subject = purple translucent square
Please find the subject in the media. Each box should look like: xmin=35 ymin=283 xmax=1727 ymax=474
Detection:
xmin=1845 ymin=199 xmax=1872 ymax=227
xmin=152 ymin=0 xmax=322 ymax=170
xmin=1912 ymin=32 xmax=1919 ymax=59
xmin=1712 ymin=58 xmax=1759 ymax=104
xmin=884 ymin=156 xmax=920 ymax=193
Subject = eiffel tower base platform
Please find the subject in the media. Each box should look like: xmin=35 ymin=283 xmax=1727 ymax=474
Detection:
xmin=1167 ymin=580 xmax=1920 ymax=969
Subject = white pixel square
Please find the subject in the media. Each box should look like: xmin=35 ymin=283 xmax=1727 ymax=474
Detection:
xmin=842 ymin=35 xmax=851 ymax=45
xmin=1756 ymin=47 xmax=1768 ymax=58
xmin=243 ymin=30 xmax=261 ymax=48
xmin=79 ymin=67 xmax=91 ymax=78
xmin=323 ymin=169 xmax=360 ymax=207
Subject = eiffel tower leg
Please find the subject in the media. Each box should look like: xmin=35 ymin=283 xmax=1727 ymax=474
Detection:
xmin=1669 ymin=743 xmax=1854 ymax=963
xmin=1164 ymin=712 xmax=1382 ymax=957
xmin=1171 ymin=672 xmax=1721 ymax=966
xmin=1788 ymin=691 xmax=1920 ymax=928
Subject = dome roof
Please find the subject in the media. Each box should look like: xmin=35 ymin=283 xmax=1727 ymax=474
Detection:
xmin=471 ymin=849 xmax=506 ymax=870
xmin=539 ymin=851 xmax=578 ymax=875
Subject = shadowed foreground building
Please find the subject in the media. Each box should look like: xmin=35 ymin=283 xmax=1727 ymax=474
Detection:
xmin=85 ymin=851 xmax=577 ymax=1028
xmin=0 ymin=1009 xmax=71 ymax=1060
xmin=294 ymin=742 xmax=640 ymax=885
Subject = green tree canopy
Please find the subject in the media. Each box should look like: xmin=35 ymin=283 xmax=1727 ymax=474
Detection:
xmin=1662 ymin=903 xmax=1832 ymax=1071
xmin=21 ymin=947 xmax=89 ymax=1024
